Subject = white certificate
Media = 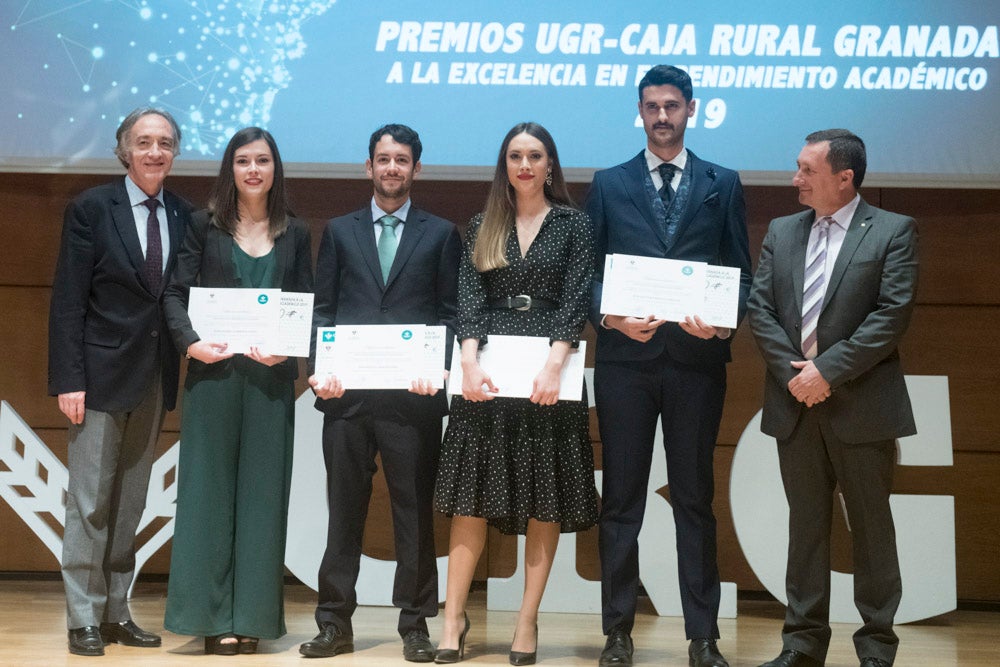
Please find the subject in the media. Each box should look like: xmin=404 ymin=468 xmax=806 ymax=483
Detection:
xmin=187 ymin=287 xmax=279 ymax=354
xmin=314 ymin=325 xmax=446 ymax=390
xmin=276 ymin=292 xmax=314 ymax=358
xmin=187 ymin=288 xmax=314 ymax=356
xmin=701 ymin=265 xmax=742 ymax=329
xmin=448 ymin=335 xmax=586 ymax=402
xmin=600 ymin=253 xmax=740 ymax=328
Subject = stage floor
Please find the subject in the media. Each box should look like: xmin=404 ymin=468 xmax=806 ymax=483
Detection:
xmin=0 ymin=580 xmax=995 ymax=665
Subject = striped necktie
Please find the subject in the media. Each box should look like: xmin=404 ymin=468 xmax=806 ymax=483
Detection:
xmin=801 ymin=216 xmax=832 ymax=359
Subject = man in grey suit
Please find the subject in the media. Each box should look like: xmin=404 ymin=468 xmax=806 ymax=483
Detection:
xmin=48 ymin=108 xmax=191 ymax=655
xmin=300 ymin=124 xmax=461 ymax=662
xmin=747 ymin=129 xmax=918 ymax=667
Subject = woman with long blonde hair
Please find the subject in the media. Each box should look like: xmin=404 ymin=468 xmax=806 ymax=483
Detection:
xmin=433 ymin=122 xmax=598 ymax=665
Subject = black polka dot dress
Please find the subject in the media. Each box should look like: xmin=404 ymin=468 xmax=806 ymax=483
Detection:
xmin=434 ymin=207 xmax=599 ymax=535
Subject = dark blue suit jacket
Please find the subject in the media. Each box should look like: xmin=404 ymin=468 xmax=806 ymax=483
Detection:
xmin=586 ymin=150 xmax=752 ymax=367
xmin=310 ymin=205 xmax=462 ymax=420
xmin=48 ymin=178 xmax=191 ymax=412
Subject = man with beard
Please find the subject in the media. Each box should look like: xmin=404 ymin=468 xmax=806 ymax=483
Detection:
xmin=585 ymin=65 xmax=752 ymax=667
xmin=300 ymin=124 xmax=461 ymax=662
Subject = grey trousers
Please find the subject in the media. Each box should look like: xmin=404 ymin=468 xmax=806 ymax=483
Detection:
xmin=62 ymin=378 xmax=164 ymax=629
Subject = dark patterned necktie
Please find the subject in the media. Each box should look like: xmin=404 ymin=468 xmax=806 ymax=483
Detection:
xmin=657 ymin=163 xmax=677 ymax=206
xmin=143 ymin=198 xmax=162 ymax=293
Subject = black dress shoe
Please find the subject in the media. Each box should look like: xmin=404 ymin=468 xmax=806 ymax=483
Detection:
xmin=860 ymin=658 xmax=890 ymax=667
xmin=690 ymin=638 xmax=729 ymax=667
xmin=68 ymin=626 xmax=105 ymax=656
xmin=759 ymin=649 xmax=824 ymax=667
xmin=403 ymin=630 xmax=436 ymax=663
xmin=598 ymin=627 xmax=634 ymax=667
xmin=299 ymin=624 xmax=354 ymax=658
xmin=99 ymin=620 xmax=162 ymax=647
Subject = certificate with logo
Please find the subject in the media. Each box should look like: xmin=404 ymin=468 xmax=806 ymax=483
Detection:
xmin=187 ymin=287 xmax=314 ymax=356
xmin=448 ymin=335 xmax=586 ymax=401
xmin=600 ymin=253 xmax=740 ymax=328
xmin=276 ymin=292 xmax=314 ymax=358
xmin=314 ymin=324 xmax=447 ymax=389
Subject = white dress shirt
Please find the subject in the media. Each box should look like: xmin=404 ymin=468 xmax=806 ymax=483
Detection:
xmin=124 ymin=175 xmax=170 ymax=264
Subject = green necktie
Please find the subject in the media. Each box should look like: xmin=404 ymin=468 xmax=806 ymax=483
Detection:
xmin=377 ymin=214 xmax=400 ymax=282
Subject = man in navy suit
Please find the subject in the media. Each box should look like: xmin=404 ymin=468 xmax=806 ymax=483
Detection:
xmin=586 ymin=65 xmax=752 ymax=667
xmin=300 ymin=124 xmax=461 ymax=663
xmin=748 ymin=130 xmax=917 ymax=667
xmin=48 ymin=108 xmax=191 ymax=656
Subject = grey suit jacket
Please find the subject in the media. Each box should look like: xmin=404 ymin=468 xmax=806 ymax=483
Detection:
xmin=747 ymin=199 xmax=918 ymax=443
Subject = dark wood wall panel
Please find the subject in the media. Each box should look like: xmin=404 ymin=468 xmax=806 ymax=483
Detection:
xmin=1 ymin=172 xmax=997 ymax=605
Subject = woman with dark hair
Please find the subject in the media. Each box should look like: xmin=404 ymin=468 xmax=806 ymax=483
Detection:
xmin=162 ymin=127 xmax=312 ymax=654
xmin=433 ymin=122 xmax=598 ymax=665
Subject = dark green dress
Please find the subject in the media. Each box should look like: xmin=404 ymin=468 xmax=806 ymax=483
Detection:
xmin=164 ymin=245 xmax=295 ymax=640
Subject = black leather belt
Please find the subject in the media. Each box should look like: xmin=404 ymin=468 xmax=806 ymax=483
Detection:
xmin=491 ymin=295 xmax=559 ymax=311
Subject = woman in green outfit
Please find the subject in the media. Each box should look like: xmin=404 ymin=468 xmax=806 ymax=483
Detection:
xmin=162 ymin=127 xmax=312 ymax=654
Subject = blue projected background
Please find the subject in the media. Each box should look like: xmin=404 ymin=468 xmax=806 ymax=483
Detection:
xmin=2 ymin=1 xmax=998 ymax=185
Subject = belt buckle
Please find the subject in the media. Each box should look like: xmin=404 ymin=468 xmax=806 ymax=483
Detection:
xmin=514 ymin=294 xmax=532 ymax=311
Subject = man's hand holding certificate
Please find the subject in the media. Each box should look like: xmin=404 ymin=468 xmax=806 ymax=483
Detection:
xmin=600 ymin=253 xmax=741 ymax=329
xmin=313 ymin=325 xmax=447 ymax=392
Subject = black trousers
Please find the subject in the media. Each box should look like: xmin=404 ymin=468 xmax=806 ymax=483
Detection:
xmin=595 ymin=353 xmax=726 ymax=640
xmin=315 ymin=409 xmax=441 ymax=637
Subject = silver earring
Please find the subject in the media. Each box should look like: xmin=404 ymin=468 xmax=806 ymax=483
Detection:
xmin=545 ymin=170 xmax=553 ymax=186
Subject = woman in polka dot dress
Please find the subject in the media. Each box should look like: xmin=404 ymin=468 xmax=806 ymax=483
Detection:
xmin=434 ymin=122 xmax=598 ymax=665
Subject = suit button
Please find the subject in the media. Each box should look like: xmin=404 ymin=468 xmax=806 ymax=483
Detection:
xmin=151 ymin=330 xmax=159 ymax=337
xmin=380 ymin=307 xmax=388 ymax=313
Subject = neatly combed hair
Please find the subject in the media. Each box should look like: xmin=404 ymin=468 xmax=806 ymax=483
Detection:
xmin=806 ymin=128 xmax=867 ymax=188
xmin=114 ymin=107 xmax=181 ymax=168
xmin=472 ymin=122 xmax=576 ymax=272
xmin=638 ymin=65 xmax=693 ymax=102
xmin=368 ymin=123 xmax=422 ymax=163
xmin=208 ymin=127 xmax=290 ymax=239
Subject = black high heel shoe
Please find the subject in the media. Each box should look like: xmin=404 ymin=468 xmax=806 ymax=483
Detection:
xmin=237 ymin=635 xmax=259 ymax=654
xmin=509 ymin=623 xmax=537 ymax=665
xmin=434 ymin=613 xmax=470 ymax=664
xmin=204 ymin=633 xmax=239 ymax=655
